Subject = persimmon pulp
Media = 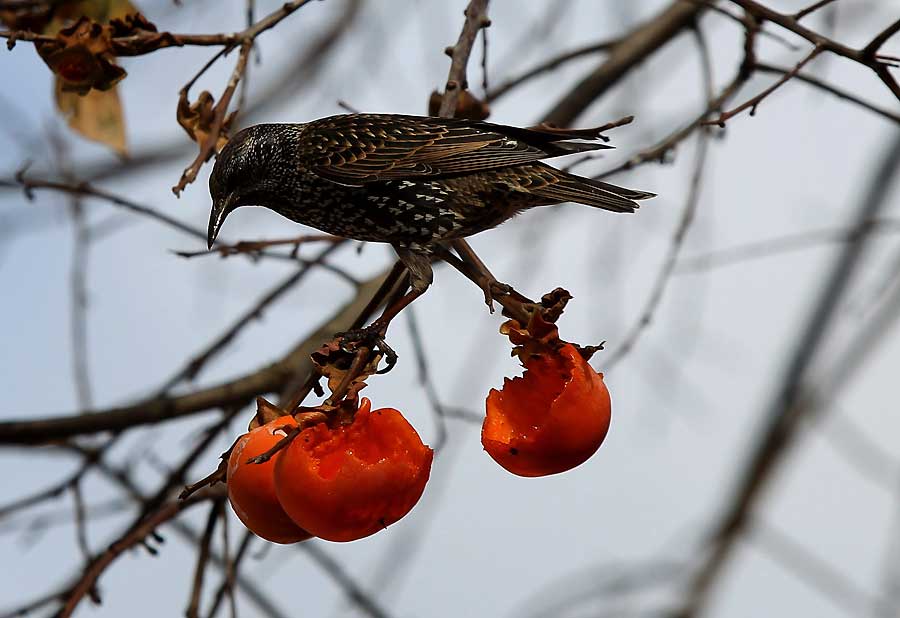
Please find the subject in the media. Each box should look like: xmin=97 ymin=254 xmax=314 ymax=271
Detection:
xmin=483 ymin=343 xmax=611 ymax=477
xmin=275 ymin=399 xmax=433 ymax=542
xmin=226 ymin=416 xmax=312 ymax=544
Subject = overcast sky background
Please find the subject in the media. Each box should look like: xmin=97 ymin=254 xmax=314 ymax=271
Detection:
xmin=2 ymin=1 xmax=900 ymax=617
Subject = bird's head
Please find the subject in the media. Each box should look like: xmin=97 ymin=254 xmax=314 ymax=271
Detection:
xmin=207 ymin=124 xmax=300 ymax=248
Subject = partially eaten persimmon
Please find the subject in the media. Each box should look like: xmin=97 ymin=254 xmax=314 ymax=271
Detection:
xmin=483 ymin=343 xmax=611 ymax=477
xmin=274 ymin=398 xmax=433 ymax=542
xmin=226 ymin=416 xmax=312 ymax=544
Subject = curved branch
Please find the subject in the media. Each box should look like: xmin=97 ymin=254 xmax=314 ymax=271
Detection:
xmin=0 ymin=273 xmax=388 ymax=444
xmin=543 ymin=0 xmax=705 ymax=126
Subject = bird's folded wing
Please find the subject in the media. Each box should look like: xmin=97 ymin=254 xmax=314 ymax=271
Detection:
xmin=304 ymin=114 xmax=611 ymax=185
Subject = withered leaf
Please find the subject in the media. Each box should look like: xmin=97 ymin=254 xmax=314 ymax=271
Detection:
xmin=310 ymin=339 xmax=381 ymax=400
xmin=109 ymin=12 xmax=157 ymax=36
xmin=50 ymin=0 xmax=140 ymax=30
xmin=56 ymin=80 xmax=127 ymax=155
xmin=1 ymin=0 xmax=141 ymax=35
xmin=36 ymin=16 xmax=126 ymax=94
xmin=249 ymin=396 xmax=289 ymax=430
xmin=0 ymin=5 xmax=53 ymax=32
xmin=428 ymin=89 xmax=490 ymax=121
xmin=177 ymin=89 xmax=235 ymax=153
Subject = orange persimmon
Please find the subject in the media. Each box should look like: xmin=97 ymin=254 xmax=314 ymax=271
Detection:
xmin=483 ymin=343 xmax=611 ymax=477
xmin=274 ymin=398 xmax=433 ymax=542
xmin=226 ymin=416 xmax=312 ymax=544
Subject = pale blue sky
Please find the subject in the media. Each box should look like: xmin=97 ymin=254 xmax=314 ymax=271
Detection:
xmin=1 ymin=1 xmax=899 ymax=617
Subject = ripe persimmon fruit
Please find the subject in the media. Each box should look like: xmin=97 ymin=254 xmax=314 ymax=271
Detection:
xmin=275 ymin=398 xmax=433 ymax=542
xmin=226 ymin=416 xmax=312 ymax=544
xmin=483 ymin=343 xmax=611 ymax=477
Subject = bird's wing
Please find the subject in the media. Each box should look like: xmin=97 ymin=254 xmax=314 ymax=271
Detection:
xmin=303 ymin=114 xmax=612 ymax=185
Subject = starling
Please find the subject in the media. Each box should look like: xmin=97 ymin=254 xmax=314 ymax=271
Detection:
xmin=208 ymin=113 xmax=654 ymax=291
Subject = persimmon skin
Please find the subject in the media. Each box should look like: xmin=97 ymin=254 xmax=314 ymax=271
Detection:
xmin=274 ymin=399 xmax=433 ymax=542
xmin=482 ymin=343 xmax=611 ymax=477
xmin=227 ymin=416 xmax=312 ymax=544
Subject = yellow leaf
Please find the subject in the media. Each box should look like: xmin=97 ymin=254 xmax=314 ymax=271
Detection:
xmin=48 ymin=0 xmax=138 ymax=32
xmin=56 ymin=78 xmax=127 ymax=156
xmin=105 ymin=0 xmax=139 ymax=21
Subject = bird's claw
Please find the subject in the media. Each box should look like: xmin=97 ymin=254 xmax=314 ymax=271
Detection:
xmin=481 ymin=280 xmax=513 ymax=313
xmin=334 ymin=326 xmax=398 ymax=374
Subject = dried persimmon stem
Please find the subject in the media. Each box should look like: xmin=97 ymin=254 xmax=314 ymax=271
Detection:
xmin=246 ymin=426 xmax=301 ymax=465
xmin=179 ymin=460 xmax=227 ymax=500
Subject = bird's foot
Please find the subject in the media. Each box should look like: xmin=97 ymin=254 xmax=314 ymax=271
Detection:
xmin=481 ymin=280 xmax=514 ymax=313
xmin=334 ymin=324 xmax=398 ymax=374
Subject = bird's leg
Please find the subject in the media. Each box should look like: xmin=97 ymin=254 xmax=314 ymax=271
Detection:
xmin=447 ymin=239 xmax=526 ymax=309
xmin=367 ymin=246 xmax=433 ymax=332
xmin=281 ymin=261 xmax=409 ymax=412
xmin=349 ymin=259 xmax=409 ymax=330
xmin=334 ymin=247 xmax=433 ymax=373
xmin=451 ymin=239 xmax=519 ymax=309
xmin=437 ymin=240 xmax=532 ymax=324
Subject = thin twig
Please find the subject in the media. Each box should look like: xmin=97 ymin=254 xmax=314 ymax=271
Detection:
xmin=603 ymin=23 xmax=713 ymax=368
xmin=57 ymin=487 xmax=223 ymax=618
xmin=203 ymin=531 xmax=254 ymax=618
xmin=676 ymin=218 xmax=900 ymax=273
xmin=68 ymin=196 xmax=93 ymax=410
xmin=486 ymin=38 xmax=619 ymax=103
xmin=543 ymin=1 xmax=705 ymax=126
xmin=71 ymin=481 xmax=92 ymax=564
xmin=756 ymin=62 xmax=900 ymax=124
xmin=595 ymin=25 xmax=754 ymax=180
xmin=220 ymin=504 xmax=237 ymax=618
xmin=159 ymin=242 xmax=347 ymax=394
xmin=173 ymin=39 xmax=253 ymax=194
xmin=0 ymin=0 xmax=317 ymax=51
xmin=186 ymin=501 xmax=223 ymax=618
xmin=705 ymin=47 xmax=823 ymax=126
xmin=299 ymin=543 xmax=394 ymax=618
xmin=672 ymin=128 xmax=900 ymax=618
xmin=437 ymin=0 xmax=491 ymax=117
xmin=821 ymin=410 xmax=899 ymax=493
xmin=720 ymin=0 xmax=900 ymax=101
xmin=793 ymin=0 xmax=839 ymax=20
xmin=752 ymin=517 xmax=894 ymax=615
xmin=405 ymin=307 xmax=448 ymax=452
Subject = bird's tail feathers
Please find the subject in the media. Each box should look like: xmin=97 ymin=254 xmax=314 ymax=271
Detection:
xmin=532 ymin=170 xmax=656 ymax=213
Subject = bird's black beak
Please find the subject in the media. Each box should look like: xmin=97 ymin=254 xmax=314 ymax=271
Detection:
xmin=207 ymin=194 xmax=235 ymax=249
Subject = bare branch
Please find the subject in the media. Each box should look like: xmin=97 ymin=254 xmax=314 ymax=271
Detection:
xmin=543 ymin=1 xmax=705 ymax=126
xmin=0 ymin=274 xmax=390 ymax=444
xmin=672 ymin=129 xmax=900 ymax=618
xmin=57 ymin=487 xmax=224 ymax=618
xmin=299 ymin=543 xmax=395 ymax=618
xmin=437 ymin=0 xmax=491 ymax=117
xmin=598 ymin=23 xmax=715 ymax=368
xmin=793 ymin=0 xmax=839 ymax=20
xmin=185 ymin=501 xmax=223 ymax=618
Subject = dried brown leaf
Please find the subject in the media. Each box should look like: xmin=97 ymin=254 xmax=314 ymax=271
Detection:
xmin=50 ymin=0 xmax=139 ymax=28
xmin=0 ymin=0 xmax=139 ymax=33
xmin=56 ymin=80 xmax=127 ymax=155
xmin=248 ymin=396 xmax=289 ymax=430
xmin=0 ymin=5 xmax=53 ymax=32
xmin=310 ymin=339 xmax=380 ymax=400
xmin=176 ymin=89 xmax=234 ymax=152
xmin=428 ymin=89 xmax=490 ymax=120
xmin=36 ymin=17 xmax=125 ymax=93
xmin=108 ymin=12 xmax=157 ymax=36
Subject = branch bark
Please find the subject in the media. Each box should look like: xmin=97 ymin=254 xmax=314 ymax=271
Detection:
xmin=0 ymin=273 xmax=389 ymax=444
xmin=543 ymin=0 xmax=704 ymax=126
xmin=672 ymin=131 xmax=900 ymax=618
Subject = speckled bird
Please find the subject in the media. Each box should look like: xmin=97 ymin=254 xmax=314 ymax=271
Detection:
xmin=208 ymin=113 xmax=654 ymax=290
